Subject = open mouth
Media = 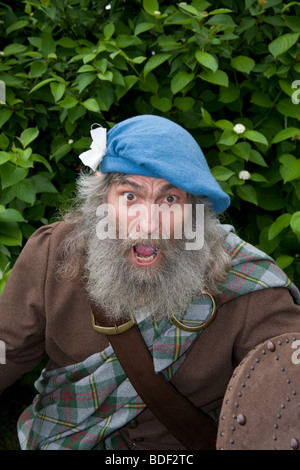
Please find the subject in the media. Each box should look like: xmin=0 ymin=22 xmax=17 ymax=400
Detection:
xmin=131 ymin=244 xmax=160 ymax=266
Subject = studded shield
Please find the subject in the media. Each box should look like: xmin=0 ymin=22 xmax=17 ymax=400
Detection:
xmin=217 ymin=332 xmax=300 ymax=450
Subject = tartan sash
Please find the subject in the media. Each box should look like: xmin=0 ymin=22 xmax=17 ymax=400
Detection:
xmin=17 ymin=225 xmax=300 ymax=450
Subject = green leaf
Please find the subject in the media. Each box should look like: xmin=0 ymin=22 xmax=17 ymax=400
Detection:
xmin=248 ymin=149 xmax=268 ymax=167
xmin=251 ymin=91 xmax=273 ymax=108
xmin=56 ymin=37 xmax=77 ymax=48
xmin=236 ymin=184 xmax=258 ymax=205
xmin=0 ymin=109 xmax=13 ymax=128
xmin=268 ymin=214 xmax=292 ymax=240
xmin=250 ymin=172 xmax=268 ymax=183
xmin=244 ymin=130 xmax=268 ymax=146
xmin=32 ymin=154 xmax=52 ymax=172
xmin=58 ymin=95 xmax=78 ymax=109
xmin=131 ymin=56 xmax=147 ymax=64
xmin=276 ymin=255 xmax=294 ymax=270
xmin=104 ymin=23 xmax=115 ymax=40
xmin=217 ymin=130 xmax=238 ymax=146
xmin=115 ymin=75 xmax=139 ymax=100
xmin=219 ymin=83 xmax=240 ymax=103
xmin=11 ymin=179 xmax=36 ymax=204
xmin=0 ymin=151 xmax=11 ymax=165
xmin=290 ymin=211 xmax=300 ymax=236
xmin=211 ymin=166 xmax=235 ymax=181
xmin=30 ymin=78 xmax=56 ymax=94
xmin=0 ymin=222 xmax=22 ymax=246
xmin=6 ymin=20 xmax=29 ymax=35
xmin=195 ymin=51 xmax=218 ymax=72
xmin=143 ymin=54 xmax=171 ymax=77
xmin=0 ymin=208 xmax=25 ymax=223
xmin=3 ymin=43 xmax=27 ymax=56
xmin=30 ymin=175 xmax=57 ymax=193
xmin=74 ymin=73 xmax=96 ymax=93
xmin=171 ymin=71 xmax=195 ymax=94
xmin=19 ymin=127 xmax=39 ymax=149
xmin=231 ymin=56 xmax=255 ymax=74
xmin=50 ymin=82 xmax=65 ymax=102
xmin=0 ymin=268 xmax=12 ymax=295
xmin=178 ymin=2 xmax=204 ymax=16
xmin=276 ymin=99 xmax=300 ymax=119
xmin=29 ymin=61 xmax=47 ymax=78
xmin=272 ymin=127 xmax=300 ymax=143
xmin=199 ymin=69 xmax=229 ymax=87
xmin=0 ymin=164 xmax=27 ymax=189
xmin=268 ymin=33 xmax=300 ymax=57
xmin=174 ymin=97 xmax=195 ymax=111
xmin=206 ymin=13 xmax=236 ymax=30
xmin=97 ymin=71 xmax=113 ymax=82
xmin=41 ymin=33 xmax=56 ymax=57
xmin=257 ymin=187 xmax=285 ymax=211
xmin=134 ymin=22 xmax=156 ymax=36
xmin=143 ymin=0 xmax=159 ymax=15
xmin=279 ymin=154 xmax=300 ymax=183
xmin=82 ymin=98 xmax=100 ymax=112
xmin=215 ymin=120 xmax=234 ymax=130
xmin=150 ymin=96 xmax=172 ymax=112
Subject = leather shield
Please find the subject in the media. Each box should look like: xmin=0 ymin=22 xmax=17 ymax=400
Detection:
xmin=217 ymin=332 xmax=300 ymax=450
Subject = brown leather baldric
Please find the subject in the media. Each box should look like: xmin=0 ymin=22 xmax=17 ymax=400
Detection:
xmin=92 ymin=304 xmax=217 ymax=450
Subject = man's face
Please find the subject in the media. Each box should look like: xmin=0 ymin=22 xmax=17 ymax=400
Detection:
xmin=107 ymin=175 xmax=189 ymax=269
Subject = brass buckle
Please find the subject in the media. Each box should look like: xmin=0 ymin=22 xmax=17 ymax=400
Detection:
xmin=91 ymin=310 xmax=135 ymax=335
xmin=170 ymin=289 xmax=217 ymax=332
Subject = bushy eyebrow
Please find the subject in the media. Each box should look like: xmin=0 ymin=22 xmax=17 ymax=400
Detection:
xmin=115 ymin=178 xmax=182 ymax=199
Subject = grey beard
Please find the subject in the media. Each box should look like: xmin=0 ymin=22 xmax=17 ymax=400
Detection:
xmin=84 ymin=230 xmax=211 ymax=323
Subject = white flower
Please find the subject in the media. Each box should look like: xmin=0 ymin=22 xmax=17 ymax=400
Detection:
xmin=239 ymin=170 xmax=251 ymax=180
xmin=154 ymin=10 xmax=161 ymax=15
xmin=79 ymin=124 xmax=107 ymax=171
xmin=68 ymin=139 xmax=74 ymax=144
xmin=233 ymin=123 xmax=246 ymax=134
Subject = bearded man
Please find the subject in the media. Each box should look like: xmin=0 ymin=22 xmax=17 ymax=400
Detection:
xmin=0 ymin=115 xmax=299 ymax=451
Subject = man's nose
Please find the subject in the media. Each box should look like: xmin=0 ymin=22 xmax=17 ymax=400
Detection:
xmin=137 ymin=203 xmax=159 ymax=236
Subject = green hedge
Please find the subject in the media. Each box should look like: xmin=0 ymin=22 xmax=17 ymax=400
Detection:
xmin=0 ymin=0 xmax=300 ymax=291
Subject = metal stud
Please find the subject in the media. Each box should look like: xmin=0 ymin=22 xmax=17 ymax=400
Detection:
xmin=237 ymin=413 xmax=246 ymax=426
xmin=290 ymin=438 xmax=299 ymax=450
xmin=267 ymin=341 xmax=276 ymax=352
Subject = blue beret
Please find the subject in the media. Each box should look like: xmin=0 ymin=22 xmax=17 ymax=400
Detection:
xmin=100 ymin=115 xmax=230 ymax=213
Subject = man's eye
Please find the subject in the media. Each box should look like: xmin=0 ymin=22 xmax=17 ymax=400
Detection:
xmin=163 ymin=195 xmax=178 ymax=204
xmin=124 ymin=192 xmax=137 ymax=202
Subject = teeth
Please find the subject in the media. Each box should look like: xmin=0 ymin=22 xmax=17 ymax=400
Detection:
xmin=135 ymin=248 xmax=159 ymax=262
xmin=136 ymin=254 xmax=155 ymax=261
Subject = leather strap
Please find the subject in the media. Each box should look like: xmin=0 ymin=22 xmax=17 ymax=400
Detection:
xmin=92 ymin=305 xmax=217 ymax=450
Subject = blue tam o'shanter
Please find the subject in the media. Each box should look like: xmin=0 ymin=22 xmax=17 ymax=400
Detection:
xmin=79 ymin=115 xmax=230 ymax=213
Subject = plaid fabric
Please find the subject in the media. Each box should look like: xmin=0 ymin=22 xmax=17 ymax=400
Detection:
xmin=17 ymin=225 xmax=300 ymax=450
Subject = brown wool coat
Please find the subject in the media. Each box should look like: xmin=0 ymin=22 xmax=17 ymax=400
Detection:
xmin=0 ymin=221 xmax=300 ymax=450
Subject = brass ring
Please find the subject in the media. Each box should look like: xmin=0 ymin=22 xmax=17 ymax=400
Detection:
xmin=170 ymin=289 xmax=217 ymax=332
xmin=91 ymin=311 xmax=135 ymax=335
